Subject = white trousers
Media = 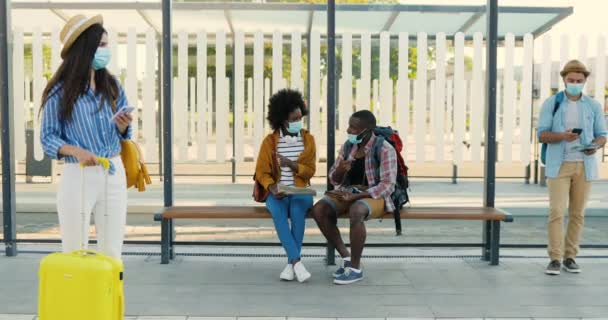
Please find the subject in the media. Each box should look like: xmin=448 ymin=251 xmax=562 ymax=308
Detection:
xmin=57 ymin=157 xmax=127 ymax=259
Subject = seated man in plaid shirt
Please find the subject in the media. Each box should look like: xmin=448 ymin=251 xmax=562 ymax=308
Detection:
xmin=311 ymin=110 xmax=398 ymax=285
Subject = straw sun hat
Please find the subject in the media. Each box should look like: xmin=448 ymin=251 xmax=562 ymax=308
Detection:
xmin=560 ymin=59 xmax=591 ymax=78
xmin=60 ymin=14 xmax=104 ymax=59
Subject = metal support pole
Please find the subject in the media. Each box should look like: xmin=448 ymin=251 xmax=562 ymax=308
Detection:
xmin=1 ymin=0 xmax=17 ymax=257
xmin=482 ymin=0 xmax=498 ymax=261
xmin=452 ymin=164 xmax=458 ymax=184
xmin=162 ymin=0 xmax=173 ymax=209
xmin=161 ymin=0 xmax=175 ymax=262
xmin=231 ymin=34 xmax=237 ymax=184
xmin=162 ymin=0 xmax=173 ymax=207
xmin=531 ymin=54 xmax=538 ymax=185
xmin=326 ymin=0 xmax=336 ymax=266
xmin=157 ymin=40 xmax=163 ymax=181
xmin=306 ymin=32 xmax=312 ymax=130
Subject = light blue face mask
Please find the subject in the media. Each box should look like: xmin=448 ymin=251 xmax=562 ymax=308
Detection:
xmin=347 ymin=134 xmax=362 ymax=144
xmin=92 ymin=47 xmax=111 ymax=70
xmin=565 ymin=83 xmax=584 ymax=96
xmin=286 ymin=120 xmax=303 ymax=134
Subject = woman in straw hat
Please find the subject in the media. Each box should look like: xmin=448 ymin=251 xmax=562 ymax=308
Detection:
xmin=40 ymin=14 xmax=132 ymax=259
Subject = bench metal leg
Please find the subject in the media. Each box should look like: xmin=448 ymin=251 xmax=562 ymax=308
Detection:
xmin=482 ymin=220 xmax=492 ymax=261
xmin=490 ymin=220 xmax=501 ymax=266
xmin=161 ymin=218 xmax=171 ymax=264
xmin=169 ymin=218 xmax=176 ymax=260
xmin=540 ymin=166 xmax=547 ymax=187
xmin=326 ymin=242 xmax=336 ymax=266
xmin=394 ymin=210 xmax=403 ymax=236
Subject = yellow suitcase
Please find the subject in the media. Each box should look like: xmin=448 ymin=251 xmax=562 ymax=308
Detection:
xmin=38 ymin=250 xmax=124 ymax=320
xmin=38 ymin=159 xmax=124 ymax=320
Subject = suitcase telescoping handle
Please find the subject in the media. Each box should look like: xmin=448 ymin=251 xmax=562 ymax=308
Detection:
xmin=80 ymin=157 xmax=111 ymax=252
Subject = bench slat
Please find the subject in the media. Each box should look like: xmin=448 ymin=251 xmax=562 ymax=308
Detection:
xmin=157 ymin=206 xmax=512 ymax=222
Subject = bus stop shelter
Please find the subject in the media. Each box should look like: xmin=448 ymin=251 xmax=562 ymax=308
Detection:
xmin=1 ymin=1 xmax=573 ymax=258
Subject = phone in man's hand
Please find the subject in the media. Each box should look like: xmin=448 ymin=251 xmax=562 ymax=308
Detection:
xmin=572 ymin=128 xmax=583 ymax=135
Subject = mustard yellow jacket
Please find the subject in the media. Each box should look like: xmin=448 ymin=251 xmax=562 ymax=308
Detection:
xmin=254 ymin=130 xmax=316 ymax=191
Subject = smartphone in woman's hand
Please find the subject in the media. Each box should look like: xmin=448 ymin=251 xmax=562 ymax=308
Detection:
xmin=111 ymin=106 xmax=135 ymax=122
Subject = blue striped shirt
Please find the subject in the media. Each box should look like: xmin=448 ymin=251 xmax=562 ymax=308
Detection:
xmin=40 ymin=83 xmax=132 ymax=169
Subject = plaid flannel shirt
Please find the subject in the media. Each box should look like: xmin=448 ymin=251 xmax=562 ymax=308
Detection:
xmin=329 ymin=134 xmax=398 ymax=212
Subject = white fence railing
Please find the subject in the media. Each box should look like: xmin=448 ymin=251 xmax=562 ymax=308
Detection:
xmin=12 ymin=29 xmax=608 ymax=166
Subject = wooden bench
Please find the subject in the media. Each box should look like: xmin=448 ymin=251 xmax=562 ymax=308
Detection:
xmin=154 ymin=206 xmax=513 ymax=265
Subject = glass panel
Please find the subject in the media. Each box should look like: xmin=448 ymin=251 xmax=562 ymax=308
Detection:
xmin=467 ymin=12 xmax=559 ymax=36
xmin=231 ymin=10 xmax=310 ymax=34
xmin=390 ymin=11 xmax=475 ymax=34
xmin=11 ymin=9 xmax=64 ymax=30
xmin=8 ymin=1 xmax=162 ymax=244
xmin=61 ymin=10 xmax=151 ymax=31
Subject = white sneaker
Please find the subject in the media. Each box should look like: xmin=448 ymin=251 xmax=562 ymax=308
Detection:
xmin=280 ymin=264 xmax=295 ymax=281
xmin=293 ymin=261 xmax=311 ymax=283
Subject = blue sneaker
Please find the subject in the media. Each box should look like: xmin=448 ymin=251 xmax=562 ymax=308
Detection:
xmin=333 ymin=268 xmax=363 ymax=285
xmin=332 ymin=259 xmax=352 ymax=278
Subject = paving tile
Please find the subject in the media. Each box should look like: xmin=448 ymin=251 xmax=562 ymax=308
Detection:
xmin=188 ymin=318 xmax=237 ymax=320
xmin=237 ymin=318 xmax=286 ymax=320
xmin=0 ymin=315 xmax=35 ymax=320
xmin=137 ymin=317 xmax=188 ymax=320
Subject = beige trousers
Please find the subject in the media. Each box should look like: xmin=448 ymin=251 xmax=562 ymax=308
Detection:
xmin=546 ymin=162 xmax=591 ymax=261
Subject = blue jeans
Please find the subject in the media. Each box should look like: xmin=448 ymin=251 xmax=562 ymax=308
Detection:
xmin=265 ymin=194 xmax=313 ymax=263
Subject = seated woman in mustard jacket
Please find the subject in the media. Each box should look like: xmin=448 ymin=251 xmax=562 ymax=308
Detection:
xmin=255 ymin=89 xmax=316 ymax=283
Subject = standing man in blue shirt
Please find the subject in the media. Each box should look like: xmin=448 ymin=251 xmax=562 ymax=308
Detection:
xmin=537 ymin=60 xmax=607 ymax=275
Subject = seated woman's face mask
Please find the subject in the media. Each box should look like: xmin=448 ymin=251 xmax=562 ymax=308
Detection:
xmin=286 ymin=120 xmax=303 ymax=134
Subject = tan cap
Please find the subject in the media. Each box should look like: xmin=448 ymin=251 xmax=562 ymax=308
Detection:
xmin=60 ymin=14 xmax=103 ymax=59
xmin=560 ymin=59 xmax=590 ymax=78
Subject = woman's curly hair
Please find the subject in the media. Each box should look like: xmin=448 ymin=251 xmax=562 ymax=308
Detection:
xmin=266 ymin=89 xmax=308 ymax=131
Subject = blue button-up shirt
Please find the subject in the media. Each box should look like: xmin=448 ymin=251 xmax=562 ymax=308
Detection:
xmin=40 ymin=83 xmax=132 ymax=171
xmin=537 ymin=93 xmax=607 ymax=181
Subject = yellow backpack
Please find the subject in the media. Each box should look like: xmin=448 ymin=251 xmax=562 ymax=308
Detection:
xmin=120 ymin=140 xmax=151 ymax=191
